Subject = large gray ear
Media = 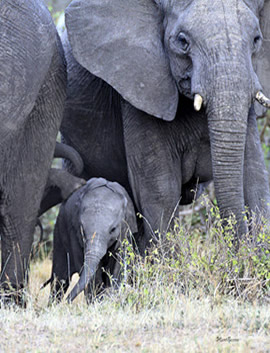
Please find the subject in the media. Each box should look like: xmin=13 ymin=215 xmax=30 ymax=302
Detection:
xmin=65 ymin=0 xmax=178 ymax=121
xmin=110 ymin=183 xmax=138 ymax=235
xmin=0 ymin=0 xmax=56 ymax=141
xmin=256 ymin=0 xmax=270 ymax=99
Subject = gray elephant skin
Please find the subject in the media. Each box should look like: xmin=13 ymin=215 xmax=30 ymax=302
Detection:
xmin=61 ymin=0 xmax=270 ymax=251
xmin=49 ymin=178 xmax=137 ymax=303
xmin=40 ymin=141 xmax=86 ymax=217
xmin=0 ymin=0 xmax=66 ymax=305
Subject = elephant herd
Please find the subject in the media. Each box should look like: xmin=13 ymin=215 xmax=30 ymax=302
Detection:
xmin=0 ymin=0 xmax=270 ymax=305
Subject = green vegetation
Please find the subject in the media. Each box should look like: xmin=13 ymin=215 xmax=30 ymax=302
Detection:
xmin=116 ymin=199 xmax=270 ymax=308
xmin=1 ymin=195 xmax=269 ymax=352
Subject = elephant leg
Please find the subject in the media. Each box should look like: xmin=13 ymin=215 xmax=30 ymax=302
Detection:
xmin=0 ymin=139 xmax=59 ymax=305
xmin=0 ymin=210 xmax=35 ymax=306
xmin=49 ymin=219 xmax=72 ymax=304
xmin=50 ymin=256 xmax=70 ymax=304
xmin=0 ymin=133 xmax=59 ymax=305
xmin=122 ymin=103 xmax=182 ymax=253
xmin=244 ymin=106 xmax=270 ymax=228
xmin=0 ymin=42 xmax=65 ymax=305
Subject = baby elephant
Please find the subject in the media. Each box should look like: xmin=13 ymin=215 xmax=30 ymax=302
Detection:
xmin=49 ymin=177 xmax=137 ymax=303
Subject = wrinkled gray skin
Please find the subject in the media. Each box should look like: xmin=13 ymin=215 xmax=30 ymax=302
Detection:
xmin=49 ymin=178 xmax=137 ymax=303
xmin=62 ymin=0 xmax=270 ymax=252
xmin=39 ymin=142 xmax=86 ymax=217
xmin=0 ymin=0 xmax=66 ymax=305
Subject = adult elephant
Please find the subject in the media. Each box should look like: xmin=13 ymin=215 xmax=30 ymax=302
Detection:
xmin=62 ymin=0 xmax=270 ymax=251
xmin=0 ymin=0 xmax=66 ymax=305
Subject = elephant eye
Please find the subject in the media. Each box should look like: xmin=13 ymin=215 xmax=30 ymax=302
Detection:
xmin=254 ymin=35 xmax=261 ymax=44
xmin=80 ymin=225 xmax=86 ymax=243
xmin=109 ymin=227 xmax=116 ymax=234
xmin=253 ymin=34 xmax=262 ymax=52
xmin=177 ymin=32 xmax=190 ymax=53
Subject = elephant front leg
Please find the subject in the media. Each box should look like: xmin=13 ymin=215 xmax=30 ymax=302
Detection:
xmin=244 ymin=106 xmax=270 ymax=229
xmin=0 ymin=211 xmax=36 ymax=307
xmin=122 ymin=103 xmax=182 ymax=253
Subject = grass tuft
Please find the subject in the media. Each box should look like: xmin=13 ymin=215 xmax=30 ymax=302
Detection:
xmin=1 ymin=194 xmax=270 ymax=351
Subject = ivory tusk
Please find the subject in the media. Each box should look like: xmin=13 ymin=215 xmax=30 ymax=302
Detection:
xmin=256 ymin=91 xmax=270 ymax=109
xmin=194 ymin=94 xmax=203 ymax=112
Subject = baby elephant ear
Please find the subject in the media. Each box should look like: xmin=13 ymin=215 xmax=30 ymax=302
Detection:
xmin=65 ymin=0 xmax=178 ymax=121
xmin=110 ymin=183 xmax=138 ymax=234
xmin=86 ymin=177 xmax=108 ymax=190
xmin=256 ymin=1 xmax=270 ymax=99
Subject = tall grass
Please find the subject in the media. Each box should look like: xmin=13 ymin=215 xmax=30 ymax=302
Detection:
xmin=110 ymin=196 xmax=270 ymax=312
xmin=1 ymin=194 xmax=270 ymax=352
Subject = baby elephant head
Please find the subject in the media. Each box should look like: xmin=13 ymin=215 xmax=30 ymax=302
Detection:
xmin=66 ymin=178 xmax=137 ymax=303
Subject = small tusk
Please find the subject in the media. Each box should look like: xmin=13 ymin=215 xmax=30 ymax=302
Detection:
xmin=194 ymin=94 xmax=203 ymax=111
xmin=256 ymin=91 xmax=270 ymax=109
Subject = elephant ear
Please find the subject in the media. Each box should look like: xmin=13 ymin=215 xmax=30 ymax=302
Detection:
xmin=0 ymin=0 xmax=56 ymax=141
xmin=110 ymin=182 xmax=138 ymax=235
xmin=65 ymin=0 xmax=178 ymax=121
xmin=85 ymin=177 xmax=108 ymax=191
xmin=256 ymin=0 xmax=270 ymax=99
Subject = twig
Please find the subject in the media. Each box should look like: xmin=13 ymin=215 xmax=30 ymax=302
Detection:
xmin=260 ymin=113 xmax=270 ymax=142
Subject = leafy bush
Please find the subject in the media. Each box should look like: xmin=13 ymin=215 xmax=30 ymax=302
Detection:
xmin=108 ymin=196 xmax=270 ymax=312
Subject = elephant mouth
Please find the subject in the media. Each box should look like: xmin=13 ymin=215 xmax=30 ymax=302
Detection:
xmin=176 ymin=76 xmax=192 ymax=99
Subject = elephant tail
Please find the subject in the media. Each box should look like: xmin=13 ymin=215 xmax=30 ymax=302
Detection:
xmin=54 ymin=141 xmax=84 ymax=177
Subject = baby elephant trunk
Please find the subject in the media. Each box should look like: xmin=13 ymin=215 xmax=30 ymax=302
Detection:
xmin=66 ymin=239 xmax=106 ymax=303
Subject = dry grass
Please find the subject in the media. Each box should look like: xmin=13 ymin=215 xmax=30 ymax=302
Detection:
xmin=1 ymin=260 xmax=270 ymax=353
xmin=1 ymin=197 xmax=270 ymax=352
xmin=0 ymin=261 xmax=270 ymax=350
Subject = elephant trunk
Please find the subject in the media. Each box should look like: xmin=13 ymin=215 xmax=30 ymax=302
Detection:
xmin=205 ymin=62 xmax=251 ymax=240
xmin=66 ymin=237 xmax=107 ymax=303
xmin=54 ymin=141 xmax=84 ymax=176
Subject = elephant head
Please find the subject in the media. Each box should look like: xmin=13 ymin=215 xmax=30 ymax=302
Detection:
xmin=65 ymin=0 xmax=270 ymax=237
xmin=66 ymin=178 xmax=137 ymax=303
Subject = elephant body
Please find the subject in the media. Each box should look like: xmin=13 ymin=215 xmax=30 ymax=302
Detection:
xmin=0 ymin=0 xmax=66 ymax=304
xmin=61 ymin=0 xmax=270 ymax=251
xmin=49 ymin=178 xmax=137 ymax=303
xmin=61 ymin=41 xmax=211 ymax=250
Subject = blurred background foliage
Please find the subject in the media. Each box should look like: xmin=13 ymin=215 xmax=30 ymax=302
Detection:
xmin=45 ymin=0 xmax=71 ymax=13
